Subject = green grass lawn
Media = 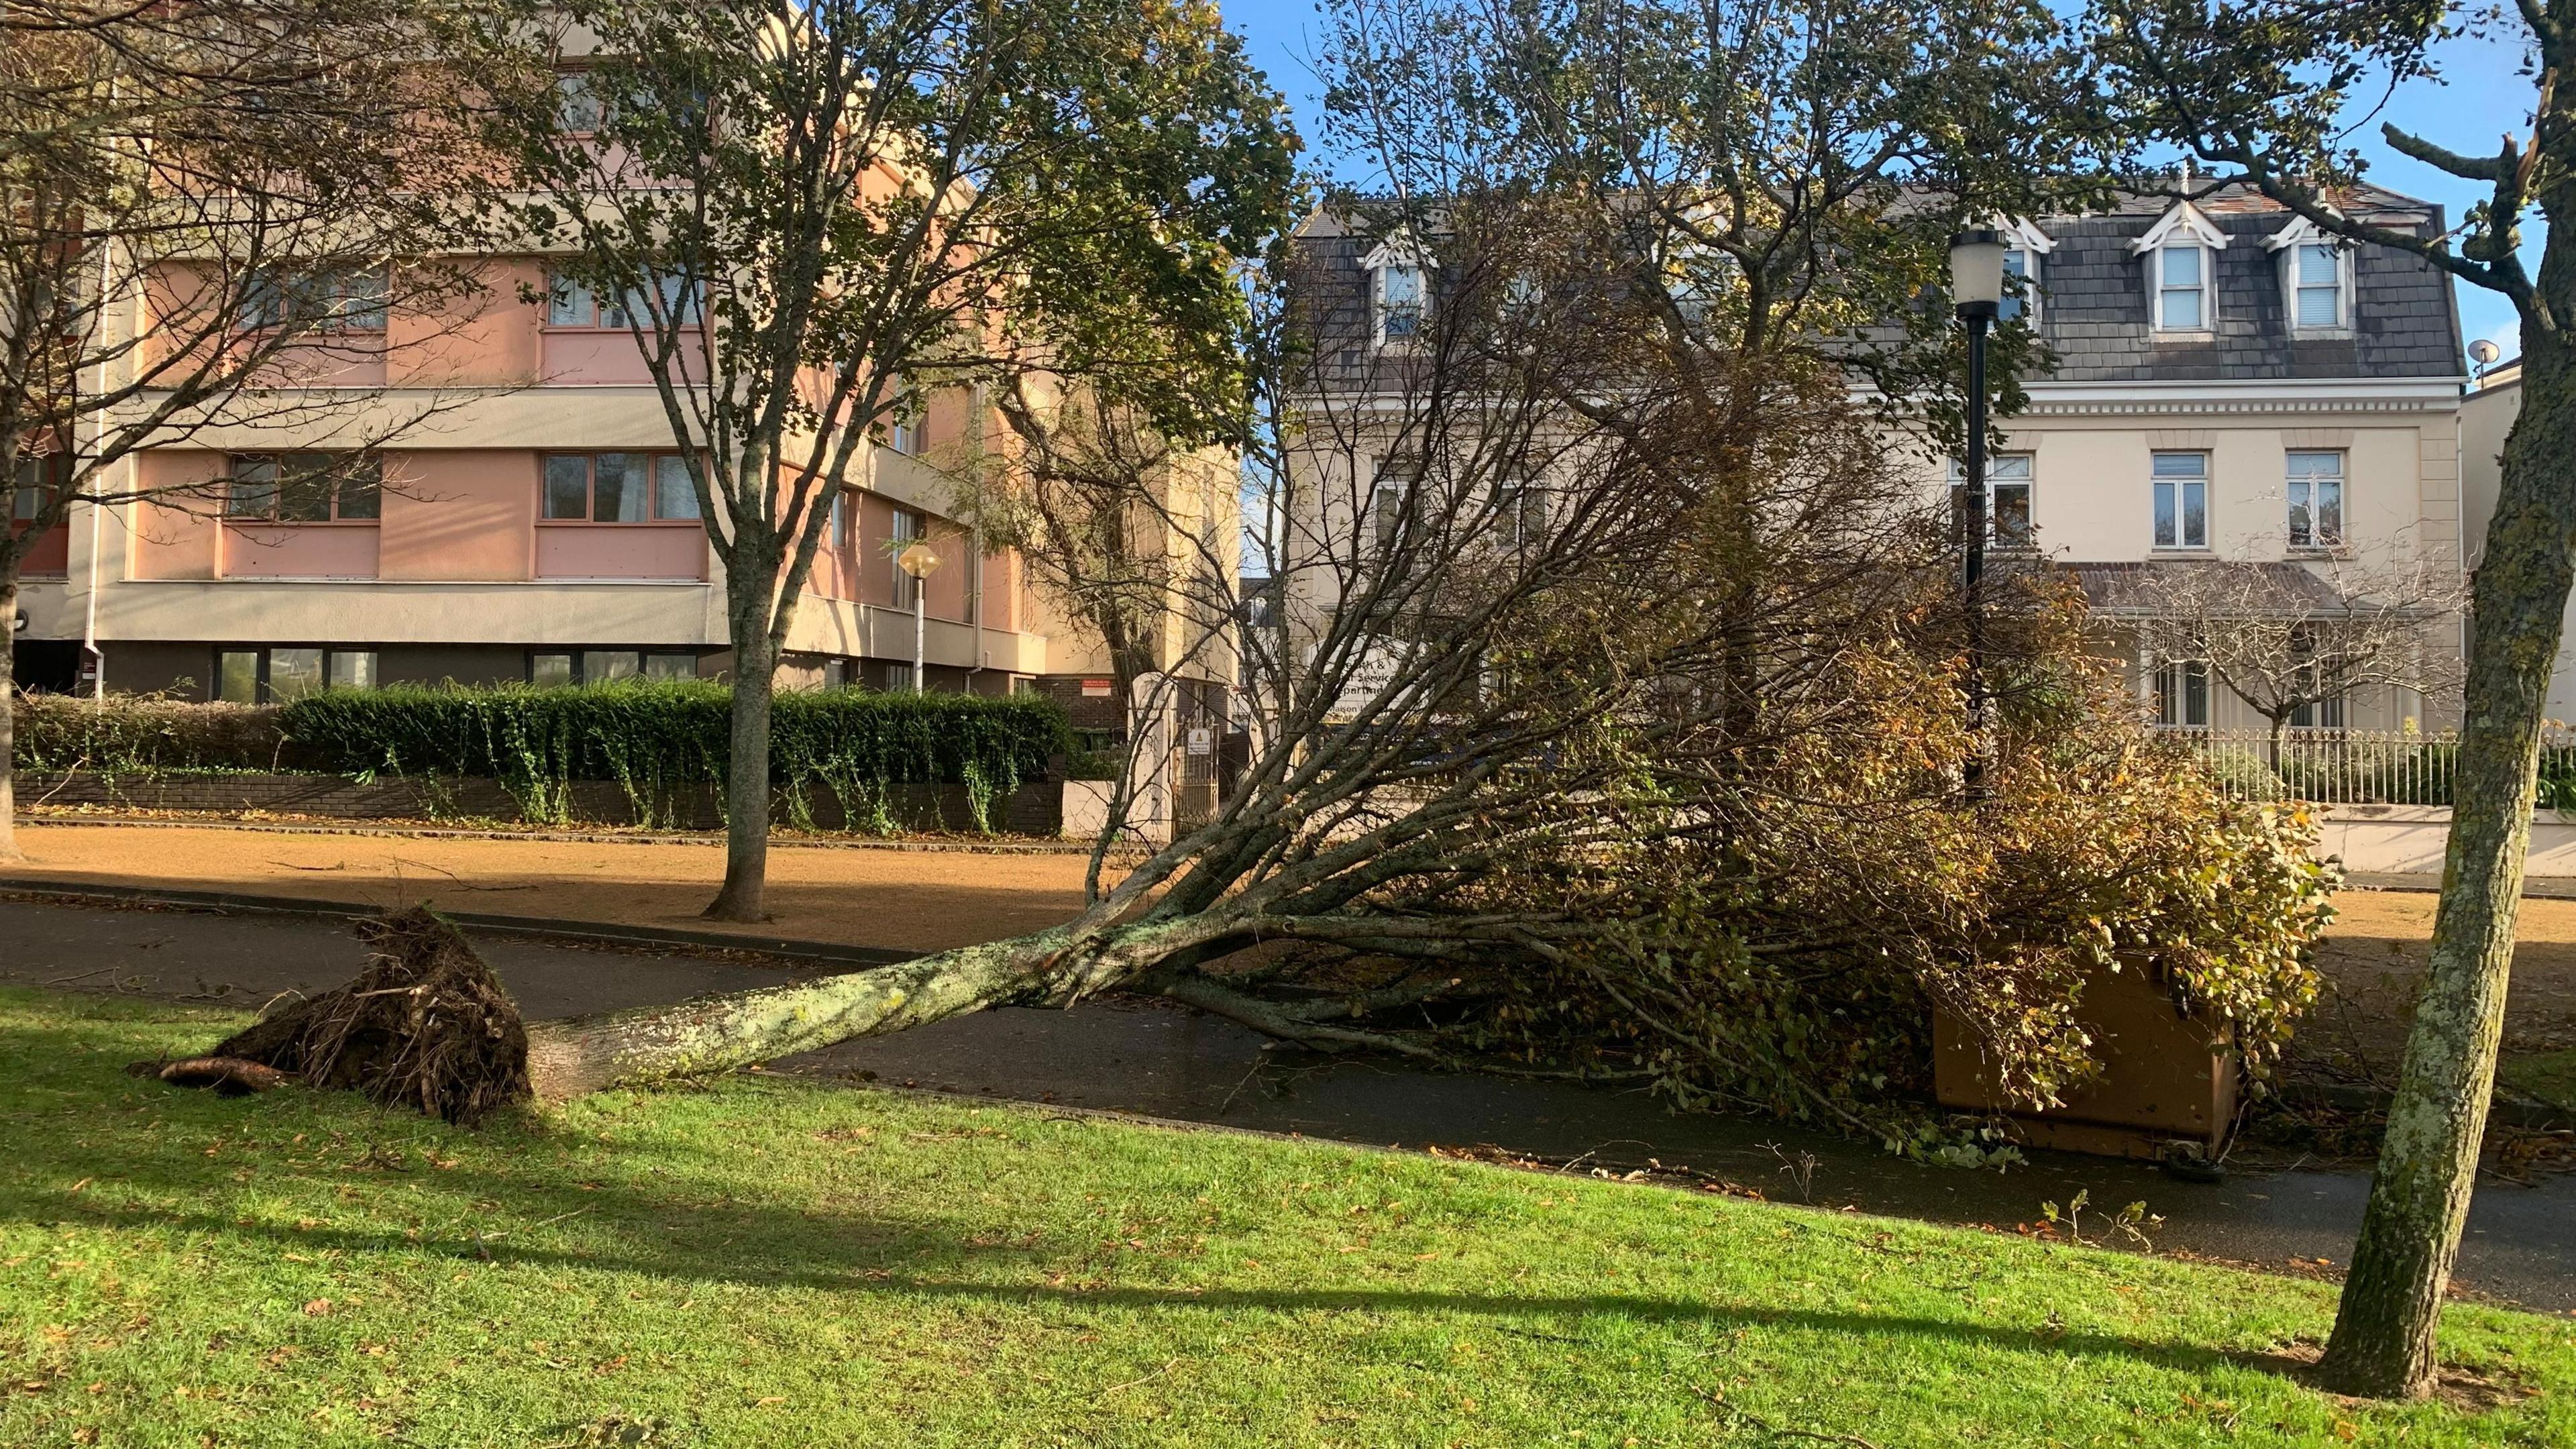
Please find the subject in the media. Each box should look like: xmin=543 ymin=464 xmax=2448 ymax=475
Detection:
xmin=1 ymin=988 xmax=2569 ymax=1448
xmin=2502 ymin=1049 xmax=2576 ymax=1114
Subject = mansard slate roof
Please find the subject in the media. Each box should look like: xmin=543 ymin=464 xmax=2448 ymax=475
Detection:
xmin=1291 ymin=181 xmax=2466 ymax=386
xmin=2030 ymin=183 xmax=2461 ymax=383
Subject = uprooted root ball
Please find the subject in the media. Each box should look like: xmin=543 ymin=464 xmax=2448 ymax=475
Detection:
xmin=180 ymin=906 xmax=532 ymax=1125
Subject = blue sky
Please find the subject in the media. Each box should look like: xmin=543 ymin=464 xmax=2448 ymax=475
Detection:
xmin=1216 ymin=1 xmax=2534 ymax=368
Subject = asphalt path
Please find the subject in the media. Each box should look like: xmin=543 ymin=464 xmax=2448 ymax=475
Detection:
xmin=5 ymin=893 xmax=2572 ymax=1311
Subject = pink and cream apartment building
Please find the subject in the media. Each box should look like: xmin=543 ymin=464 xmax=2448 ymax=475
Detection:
xmin=9 ymin=264 xmax=1053 ymax=702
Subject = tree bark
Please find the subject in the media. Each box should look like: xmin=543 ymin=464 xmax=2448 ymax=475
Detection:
xmin=2318 ymin=330 xmax=2575 ymax=1397
xmin=0 ymin=579 xmax=19 ymax=865
xmin=523 ymin=916 xmax=1199 ymax=1098
xmin=704 ymin=588 xmax=777 ymax=922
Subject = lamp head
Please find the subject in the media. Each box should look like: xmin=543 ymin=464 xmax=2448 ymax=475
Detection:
xmin=897 ymin=540 xmax=942 ymax=579
xmin=1949 ymin=228 xmax=2007 ymax=321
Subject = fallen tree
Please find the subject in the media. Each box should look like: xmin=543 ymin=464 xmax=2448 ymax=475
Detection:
xmin=148 ymin=0 xmax=2336 ymax=1126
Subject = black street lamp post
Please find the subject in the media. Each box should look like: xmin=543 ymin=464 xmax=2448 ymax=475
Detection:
xmin=1949 ymin=228 xmax=2007 ymax=799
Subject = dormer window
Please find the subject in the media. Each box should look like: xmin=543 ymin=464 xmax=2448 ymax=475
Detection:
xmin=1994 ymin=218 xmax=2053 ymax=326
xmin=2131 ymin=201 xmax=2226 ymax=335
xmin=2000 ymin=248 xmax=2033 ymax=323
xmin=2157 ymin=246 xmax=2208 ymax=329
xmin=1377 ymin=264 xmax=1426 ymax=341
xmin=2266 ymin=214 xmax=2352 ymax=333
xmin=1360 ymin=235 xmax=1435 ymax=349
xmin=2292 ymin=244 xmax=2343 ymax=327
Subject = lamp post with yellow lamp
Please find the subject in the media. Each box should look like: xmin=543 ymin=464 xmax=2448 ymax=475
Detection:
xmin=898 ymin=539 xmax=942 ymax=692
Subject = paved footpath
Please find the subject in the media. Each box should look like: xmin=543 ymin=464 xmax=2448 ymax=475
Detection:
xmin=5 ymin=821 xmax=1099 ymax=953
xmin=5 ymin=893 xmax=2573 ymax=1312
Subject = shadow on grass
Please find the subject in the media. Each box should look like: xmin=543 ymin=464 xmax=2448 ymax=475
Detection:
xmin=0 ymin=1002 xmax=2355 ymax=1403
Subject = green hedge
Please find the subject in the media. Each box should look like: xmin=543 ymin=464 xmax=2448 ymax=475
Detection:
xmin=11 ymin=694 xmax=306 ymax=777
xmin=276 ymin=682 xmax=1069 ymax=828
xmin=13 ymin=685 xmax=1071 ymax=831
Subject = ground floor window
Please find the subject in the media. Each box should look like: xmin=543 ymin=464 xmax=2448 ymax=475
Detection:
xmin=530 ymin=650 xmax=698 ymax=686
xmin=2290 ymin=692 xmax=2347 ymax=730
xmin=2153 ymin=658 xmax=2209 ymax=729
xmin=882 ymin=661 xmax=916 ymax=693
xmin=214 ymin=647 xmax=378 ymax=704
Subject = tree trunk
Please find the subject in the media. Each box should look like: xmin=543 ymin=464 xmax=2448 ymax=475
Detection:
xmin=524 ymin=915 xmax=1195 ymax=1098
xmin=2318 ymin=329 xmax=2576 ymax=1397
xmin=0 ymin=580 xmax=19 ymax=865
xmin=704 ymin=591 xmax=777 ymax=922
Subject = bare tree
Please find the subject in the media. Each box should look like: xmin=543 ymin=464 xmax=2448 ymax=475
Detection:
xmin=2114 ymin=559 xmax=2467 ymax=759
xmin=0 ymin=0 xmax=498 ymax=862
xmin=460 ymin=0 xmax=1296 ymax=920
xmin=963 ymin=379 xmax=1241 ymax=708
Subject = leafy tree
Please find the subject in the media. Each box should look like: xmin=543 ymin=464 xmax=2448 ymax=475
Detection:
xmin=462 ymin=0 xmax=1297 ymax=920
xmin=2085 ymin=0 xmax=2557 ymax=1397
xmin=0 ymin=0 xmax=494 ymax=863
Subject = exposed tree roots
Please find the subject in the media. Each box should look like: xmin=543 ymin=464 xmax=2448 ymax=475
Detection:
xmin=150 ymin=906 xmax=534 ymax=1125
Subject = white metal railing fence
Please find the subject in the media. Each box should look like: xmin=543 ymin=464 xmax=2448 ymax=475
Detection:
xmin=2154 ymin=727 xmax=2576 ymax=809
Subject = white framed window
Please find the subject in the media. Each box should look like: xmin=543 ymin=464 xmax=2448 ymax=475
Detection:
xmin=1369 ymin=455 xmax=1418 ymax=557
xmin=2290 ymin=654 xmax=2347 ymax=729
xmin=1947 ymin=453 xmax=2035 ymax=548
xmin=2152 ymin=451 xmax=2209 ymax=549
xmin=1490 ymin=477 xmax=1547 ymax=551
xmin=2286 ymin=450 xmax=2345 ymax=549
xmin=2000 ymin=248 xmax=2035 ymax=325
xmin=2155 ymin=658 xmax=2210 ymax=729
xmin=2133 ymin=202 xmax=2226 ymax=335
xmin=2292 ymin=243 xmax=2345 ymax=329
xmin=2156 ymin=245 xmax=2209 ymax=330
xmin=1376 ymin=262 xmax=1426 ymax=344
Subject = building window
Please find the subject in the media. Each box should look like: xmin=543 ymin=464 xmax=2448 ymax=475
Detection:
xmin=225 ymin=453 xmax=382 ymax=522
xmin=213 ymin=647 xmax=376 ymax=703
xmin=2291 ymin=242 xmax=2344 ymax=329
xmin=1948 ymin=453 xmax=2034 ymax=548
xmin=2290 ymin=690 xmax=2347 ymax=731
xmin=1371 ymin=455 xmax=1418 ymax=557
xmin=553 ymin=70 xmax=608 ymax=133
xmin=12 ymin=453 xmax=64 ymax=521
xmin=239 ymin=266 xmax=388 ymax=333
xmin=542 ymin=453 xmax=700 ymax=522
xmin=891 ymin=508 xmax=924 ymax=606
xmin=528 ymin=650 xmax=694 ymax=688
xmin=885 ymin=386 xmax=924 ymax=455
xmin=1376 ymin=262 xmax=1427 ymax=344
xmin=2151 ymin=451 xmax=2209 ymax=549
xmin=883 ymin=661 xmax=916 ymax=693
xmin=2155 ymin=246 xmax=2209 ymax=331
xmin=2000 ymin=248 xmax=2036 ymax=325
xmin=1491 ymin=478 xmax=1547 ymax=551
xmin=2287 ymin=451 xmax=2345 ymax=549
xmin=2155 ymin=658 xmax=2210 ymax=729
xmin=829 ymin=490 xmax=852 ymax=550
xmin=545 ymin=269 xmax=701 ymax=328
